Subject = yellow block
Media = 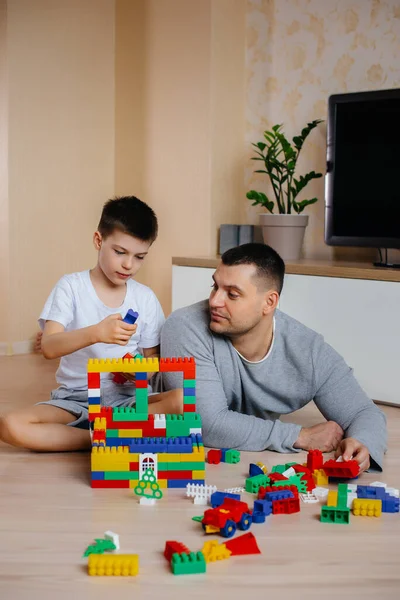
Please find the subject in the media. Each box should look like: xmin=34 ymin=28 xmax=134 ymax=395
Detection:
xmin=313 ymin=469 xmax=328 ymax=486
xmin=88 ymin=405 xmax=101 ymax=414
xmin=88 ymin=357 xmax=159 ymax=373
xmin=192 ymin=470 xmax=206 ymax=480
xmin=118 ymin=429 xmax=143 ymax=438
xmin=88 ymin=554 xmax=139 ymax=576
xmin=353 ymin=499 xmax=382 ymax=517
xmin=165 ymin=453 xmax=181 ymax=462
xmin=91 ymin=447 xmax=138 ymax=471
xmin=129 ymin=479 xmax=167 ymax=489
xmin=180 ymin=447 xmax=205 ymax=461
xmin=93 ymin=417 xmax=107 ymax=431
xmin=202 ymin=540 xmax=231 ymax=563
xmin=327 ymin=491 xmax=338 ymax=507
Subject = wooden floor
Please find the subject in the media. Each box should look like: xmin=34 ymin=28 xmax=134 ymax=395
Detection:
xmin=1 ymin=354 xmax=399 ymax=600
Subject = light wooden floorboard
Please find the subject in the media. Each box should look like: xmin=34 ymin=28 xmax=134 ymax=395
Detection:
xmin=0 ymin=354 xmax=399 ymax=600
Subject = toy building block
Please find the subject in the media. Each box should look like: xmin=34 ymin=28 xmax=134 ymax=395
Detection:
xmin=210 ymin=491 xmax=241 ymax=508
xmin=300 ymin=492 xmax=319 ymax=503
xmin=313 ymin=486 xmax=329 ymax=500
xmin=220 ymin=449 xmax=240 ymax=464
xmin=322 ymin=459 xmax=360 ymax=479
xmin=312 ymin=469 xmax=328 ymax=486
xmin=171 ymin=551 xmax=206 ymax=575
xmin=123 ymin=309 xmax=139 ymax=325
xmin=253 ymin=499 xmax=273 ymax=516
xmin=265 ymin=489 xmax=294 ymax=502
xmin=281 ymin=466 xmax=296 ymax=478
xmin=272 ymin=474 xmax=307 ymax=493
xmin=249 ymin=463 xmax=264 ymax=477
xmin=83 ymin=538 xmax=116 ymax=557
xmin=186 ymin=483 xmax=217 ymax=505
xmin=320 ymin=506 xmax=350 ymax=524
xmin=201 ymin=540 xmax=231 ymax=563
xmin=307 ymin=449 xmax=324 ymax=471
xmin=337 ymin=483 xmax=348 ymax=509
xmin=88 ymin=553 xmax=139 ymax=576
xmin=104 ymin=530 xmax=120 ymax=551
xmin=352 ymin=499 xmax=382 ymax=517
xmin=164 ymin=541 xmax=190 ymax=561
xmin=207 ymin=449 xmax=221 ymax=464
xmin=256 ymin=461 xmax=268 ymax=474
xmin=269 ymin=472 xmax=288 ymax=483
xmin=272 ymin=497 xmax=300 ymax=514
xmin=245 ymin=474 xmax=270 ymax=494
xmin=327 ymin=491 xmax=338 ymax=506
xmin=134 ymin=468 xmax=163 ymax=504
xmin=222 ymin=532 xmax=261 ymax=556
xmin=259 ymin=484 xmax=299 ymax=500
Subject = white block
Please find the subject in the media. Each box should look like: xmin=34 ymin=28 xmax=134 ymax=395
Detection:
xmin=347 ymin=492 xmax=357 ymax=509
xmin=194 ymin=496 xmax=208 ymax=505
xmin=104 ymin=531 xmax=119 ymax=551
xmin=313 ymin=487 xmax=329 ymax=499
xmin=154 ymin=414 xmax=166 ymax=428
xmin=140 ymin=497 xmax=156 ymax=506
xmin=300 ymin=492 xmax=319 ymax=503
xmin=347 ymin=484 xmax=357 ymax=493
xmin=370 ymin=481 xmax=387 ymax=488
xmin=189 ymin=428 xmax=202 ymax=434
xmin=88 ymin=389 xmax=101 ymax=398
xmin=386 ymin=487 xmax=399 ymax=498
xmin=282 ymin=467 xmax=296 ymax=478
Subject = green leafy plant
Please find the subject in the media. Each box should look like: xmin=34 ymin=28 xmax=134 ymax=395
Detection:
xmin=247 ymin=120 xmax=323 ymax=214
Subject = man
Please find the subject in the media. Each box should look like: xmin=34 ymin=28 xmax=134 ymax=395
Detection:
xmin=161 ymin=243 xmax=387 ymax=473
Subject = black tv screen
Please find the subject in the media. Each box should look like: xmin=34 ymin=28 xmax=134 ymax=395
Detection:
xmin=325 ymin=88 xmax=400 ymax=249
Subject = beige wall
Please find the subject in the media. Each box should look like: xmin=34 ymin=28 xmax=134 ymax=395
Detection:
xmin=2 ymin=0 xmax=115 ymax=347
xmin=245 ymin=0 xmax=400 ymax=263
xmin=115 ymin=0 xmax=246 ymax=311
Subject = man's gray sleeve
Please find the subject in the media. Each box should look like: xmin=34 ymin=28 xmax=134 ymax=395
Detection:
xmin=311 ymin=337 xmax=387 ymax=470
xmin=160 ymin=310 xmax=302 ymax=452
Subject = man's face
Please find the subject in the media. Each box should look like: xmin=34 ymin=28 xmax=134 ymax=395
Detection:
xmin=209 ymin=263 xmax=269 ymax=337
xmin=94 ymin=229 xmax=151 ymax=287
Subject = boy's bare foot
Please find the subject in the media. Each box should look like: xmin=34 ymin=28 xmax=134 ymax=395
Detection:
xmin=34 ymin=331 xmax=43 ymax=354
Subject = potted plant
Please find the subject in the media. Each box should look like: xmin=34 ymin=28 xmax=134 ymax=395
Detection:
xmin=246 ymin=120 xmax=323 ymax=261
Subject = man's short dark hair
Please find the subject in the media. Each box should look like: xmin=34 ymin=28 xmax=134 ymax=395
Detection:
xmin=98 ymin=196 xmax=158 ymax=242
xmin=221 ymin=243 xmax=285 ymax=294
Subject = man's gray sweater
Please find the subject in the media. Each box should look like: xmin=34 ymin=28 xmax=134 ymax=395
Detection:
xmin=161 ymin=300 xmax=387 ymax=469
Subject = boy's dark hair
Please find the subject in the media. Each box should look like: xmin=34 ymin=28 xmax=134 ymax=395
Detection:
xmin=221 ymin=243 xmax=285 ymax=294
xmin=98 ymin=196 xmax=158 ymax=242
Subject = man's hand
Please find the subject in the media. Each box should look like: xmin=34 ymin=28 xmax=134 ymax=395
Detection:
xmin=293 ymin=421 xmax=344 ymax=452
xmin=335 ymin=437 xmax=370 ymax=474
xmin=95 ymin=314 xmax=137 ymax=345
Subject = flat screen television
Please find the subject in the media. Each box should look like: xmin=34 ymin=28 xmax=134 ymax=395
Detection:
xmin=325 ymin=87 xmax=400 ymax=268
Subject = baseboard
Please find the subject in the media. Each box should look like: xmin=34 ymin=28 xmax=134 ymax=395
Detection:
xmin=0 ymin=340 xmax=34 ymax=356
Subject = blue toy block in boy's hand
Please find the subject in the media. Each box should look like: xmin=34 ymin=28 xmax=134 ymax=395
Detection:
xmin=123 ymin=309 xmax=139 ymax=325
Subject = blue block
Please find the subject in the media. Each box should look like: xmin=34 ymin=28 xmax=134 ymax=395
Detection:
xmin=88 ymin=397 xmax=101 ymax=405
xmin=191 ymin=434 xmax=204 ymax=447
xmin=123 ymin=309 xmax=139 ymax=325
xmin=167 ymin=479 xmax=205 ymax=489
xmin=167 ymin=436 xmax=193 ymax=453
xmin=252 ymin=511 xmax=266 ymax=524
xmin=210 ymin=491 xmax=240 ymax=508
xmin=221 ymin=449 xmax=228 ymax=461
xmin=382 ymin=495 xmax=399 ymax=513
xmin=265 ymin=490 xmax=294 ymax=502
xmin=183 ymin=387 xmax=196 ymax=396
xmin=106 ymin=438 xmax=130 ymax=447
xmin=91 ymin=471 xmax=105 ymax=480
xmin=249 ymin=463 xmax=264 ymax=477
xmin=130 ymin=437 xmax=168 ymax=453
xmin=254 ymin=499 xmax=273 ymax=516
xmin=357 ymin=485 xmax=386 ymax=499
xmin=135 ymin=372 xmax=147 ymax=380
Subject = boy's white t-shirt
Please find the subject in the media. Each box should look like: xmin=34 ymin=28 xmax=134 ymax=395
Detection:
xmin=39 ymin=271 xmax=165 ymax=391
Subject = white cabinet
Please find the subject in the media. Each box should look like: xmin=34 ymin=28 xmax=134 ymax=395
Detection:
xmin=172 ymin=264 xmax=400 ymax=406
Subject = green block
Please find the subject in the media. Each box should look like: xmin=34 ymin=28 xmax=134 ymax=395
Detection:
xmin=225 ymin=449 xmax=240 ymax=464
xmin=183 ymin=397 xmax=196 ymax=405
xmin=168 ymin=461 xmax=205 ymax=471
xmin=337 ymin=483 xmax=348 ymax=509
xmin=104 ymin=471 xmax=139 ymax=480
xmin=273 ymin=473 xmax=307 ymax=493
xmin=106 ymin=429 xmax=119 ymax=437
xmin=166 ymin=414 xmax=202 ymax=437
xmin=158 ymin=463 xmax=169 ymax=471
xmin=135 ymin=388 xmax=149 ymax=414
xmin=112 ymin=407 xmax=149 ymax=422
xmin=285 ymin=462 xmax=298 ymax=469
xmin=171 ymin=552 xmax=206 ymax=575
xmin=320 ymin=506 xmax=350 ymax=524
xmin=183 ymin=379 xmax=196 ymax=388
xmin=271 ymin=465 xmax=286 ymax=474
xmin=245 ymin=474 xmax=270 ymax=494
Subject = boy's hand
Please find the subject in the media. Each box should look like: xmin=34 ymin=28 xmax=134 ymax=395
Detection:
xmin=95 ymin=314 xmax=137 ymax=345
xmin=293 ymin=421 xmax=344 ymax=452
xmin=335 ymin=437 xmax=370 ymax=474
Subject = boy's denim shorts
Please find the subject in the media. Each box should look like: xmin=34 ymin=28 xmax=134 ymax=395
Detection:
xmin=36 ymin=384 xmax=138 ymax=430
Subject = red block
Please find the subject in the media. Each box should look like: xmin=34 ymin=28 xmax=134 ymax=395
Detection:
xmin=164 ymin=541 xmax=190 ymax=562
xmin=160 ymin=358 xmax=196 ymax=379
xmin=91 ymin=480 xmax=130 ymax=489
xmin=207 ymin=449 xmax=222 ymax=465
xmin=223 ymin=532 xmax=261 ymax=556
xmin=129 ymin=462 xmax=139 ymax=471
xmin=135 ymin=379 xmax=148 ymax=388
xmin=93 ymin=431 xmax=106 ymax=443
xmin=307 ymin=449 xmax=324 ymax=472
xmin=183 ymin=404 xmax=196 ymax=413
xmin=268 ymin=472 xmax=288 ymax=483
xmin=88 ymin=372 xmax=100 ymax=388
xmin=272 ymin=497 xmax=300 ymax=514
xmin=322 ymin=459 xmax=360 ymax=479
xmin=158 ymin=470 xmax=192 ymax=480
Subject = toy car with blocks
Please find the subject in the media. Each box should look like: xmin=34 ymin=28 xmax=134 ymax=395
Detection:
xmin=201 ymin=498 xmax=253 ymax=538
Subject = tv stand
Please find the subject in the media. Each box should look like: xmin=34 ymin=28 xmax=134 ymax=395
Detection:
xmin=374 ymin=248 xmax=400 ymax=269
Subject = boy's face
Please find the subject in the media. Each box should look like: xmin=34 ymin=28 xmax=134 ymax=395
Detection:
xmin=93 ymin=229 xmax=151 ymax=286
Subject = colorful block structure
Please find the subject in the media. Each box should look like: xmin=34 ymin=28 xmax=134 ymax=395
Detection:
xmin=88 ymin=357 xmax=205 ymax=489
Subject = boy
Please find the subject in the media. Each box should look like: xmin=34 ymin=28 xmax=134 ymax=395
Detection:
xmin=0 ymin=196 xmax=182 ymax=452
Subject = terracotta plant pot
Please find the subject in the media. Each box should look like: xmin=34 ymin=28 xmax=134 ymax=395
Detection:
xmin=259 ymin=214 xmax=309 ymax=261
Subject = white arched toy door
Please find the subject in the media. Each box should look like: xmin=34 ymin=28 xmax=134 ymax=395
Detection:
xmin=139 ymin=453 xmax=158 ymax=479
